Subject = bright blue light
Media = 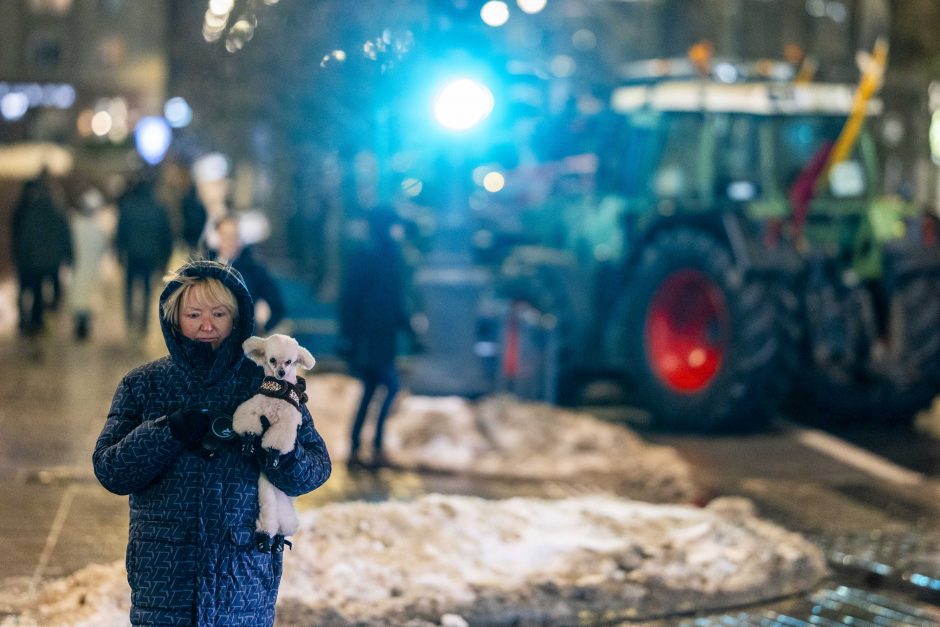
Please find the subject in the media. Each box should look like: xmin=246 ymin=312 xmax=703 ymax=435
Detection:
xmin=135 ymin=116 xmax=172 ymax=165
xmin=433 ymin=78 xmax=495 ymax=132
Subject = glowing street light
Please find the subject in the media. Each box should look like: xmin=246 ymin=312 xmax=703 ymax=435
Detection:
xmin=432 ymin=78 xmax=495 ymax=132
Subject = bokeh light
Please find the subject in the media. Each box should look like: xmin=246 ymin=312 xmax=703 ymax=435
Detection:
xmin=517 ymin=0 xmax=547 ymax=14
xmin=482 ymin=171 xmax=505 ymax=192
xmin=135 ymin=116 xmax=172 ymax=165
xmin=481 ymin=1 xmax=510 ymax=27
xmin=550 ymin=54 xmax=576 ymax=78
xmin=433 ymin=78 xmax=495 ymax=132
xmin=164 ymin=96 xmax=193 ymax=128
xmin=90 ymin=110 xmax=112 ymax=136
xmin=208 ymin=0 xmax=234 ymax=16
xmin=0 ymin=92 xmax=29 ymax=121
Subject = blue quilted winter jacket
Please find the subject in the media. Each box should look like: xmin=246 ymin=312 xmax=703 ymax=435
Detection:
xmin=93 ymin=260 xmax=331 ymax=626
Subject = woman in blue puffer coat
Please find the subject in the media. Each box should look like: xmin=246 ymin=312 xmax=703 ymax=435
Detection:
xmin=93 ymin=259 xmax=331 ymax=626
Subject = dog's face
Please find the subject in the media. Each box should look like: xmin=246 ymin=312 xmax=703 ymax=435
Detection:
xmin=243 ymin=334 xmax=315 ymax=381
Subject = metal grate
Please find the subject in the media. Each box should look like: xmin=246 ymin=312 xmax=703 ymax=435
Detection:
xmin=680 ymin=586 xmax=940 ymax=626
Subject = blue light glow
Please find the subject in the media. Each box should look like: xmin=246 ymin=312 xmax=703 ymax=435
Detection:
xmin=135 ymin=116 xmax=172 ymax=165
xmin=433 ymin=78 xmax=495 ymax=132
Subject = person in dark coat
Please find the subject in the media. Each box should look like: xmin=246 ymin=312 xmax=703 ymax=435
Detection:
xmin=339 ymin=206 xmax=415 ymax=470
xmin=115 ymin=172 xmax=174 ymax=336
xmin=93 ymin=260 xmax=331 ymax=626
xmin=210 ymin=214 xmax=286 ymax=334
xmin=180 ymin=182 xmax=208 ymax=253
xmin=10 ymin=168 xmax=73 ymax=336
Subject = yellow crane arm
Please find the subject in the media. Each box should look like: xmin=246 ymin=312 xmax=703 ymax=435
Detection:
xmin=816 ymin=37 xmax=889 ymax=191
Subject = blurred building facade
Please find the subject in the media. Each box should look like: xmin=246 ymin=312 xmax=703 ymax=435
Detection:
xmin=0 ymin=0 xmax=168 ymax=275
xmin=0 ymin=0 xmax=168 ymax=146
xmin=2 ymin=0 xmax=940 ymax=282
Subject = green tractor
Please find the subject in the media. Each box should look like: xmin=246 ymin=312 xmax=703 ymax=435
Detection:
xmin=486 ymin=52 xmax=940 ymax=431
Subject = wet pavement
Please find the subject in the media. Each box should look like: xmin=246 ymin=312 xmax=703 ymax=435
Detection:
xmin=2 ymin=265 xmax=940 ymax=624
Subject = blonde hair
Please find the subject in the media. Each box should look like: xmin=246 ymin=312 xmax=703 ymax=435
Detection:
xmin=161 ymin=275 xmax=238 ymax=328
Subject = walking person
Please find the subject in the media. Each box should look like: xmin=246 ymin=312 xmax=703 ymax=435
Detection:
xmin=339 ymin=206 xmax=416 ymax=470
xmin=92 ymin=259 xmax=331 ymax=626
xmin=68 ymin=186 xmax=113 ymax=341
xmin=115 ymin=170 xmax=174 ymax=337
xmin=180 ymin=180 xmax=208 ymax=255
xmin=10 ymin=167 xmax=72 ymax=337
xmin=209 ymin=214 xmax=286 ymax=334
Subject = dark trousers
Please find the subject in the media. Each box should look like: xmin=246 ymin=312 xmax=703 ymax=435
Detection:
xmin=17 ymin=268 xmax=57 ymax=336
xmin=125 ymin=260 xmax=157 ymax=334
xmin=350 ymin=364 xmax=400 ymax=454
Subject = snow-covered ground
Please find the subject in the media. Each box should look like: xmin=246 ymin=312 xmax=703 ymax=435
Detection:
xmin=308 ymin=374 xmax=697 ymax=503
xmin=5 ymin=494 xmax=828 ymax=627
xmin=1 ymin=376 xmax=833 ymax=625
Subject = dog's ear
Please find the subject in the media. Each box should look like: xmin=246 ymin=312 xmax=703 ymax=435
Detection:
xmin=297 ymin=346 xmax=316 ymax=370
xmin=242 ymin=336 xmax=268 ymax=366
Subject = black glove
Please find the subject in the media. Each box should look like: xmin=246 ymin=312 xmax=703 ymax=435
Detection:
xmin=167 ymin=408 xmax=212 ymax=446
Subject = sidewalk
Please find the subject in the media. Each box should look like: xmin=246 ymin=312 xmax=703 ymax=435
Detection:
xmin=0 ymin=256 xmax=158 ymax=611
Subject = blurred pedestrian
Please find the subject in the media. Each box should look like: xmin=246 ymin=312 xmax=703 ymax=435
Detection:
xmin=10 ymin=167 xmax=72 ymax=337
xmin=339 ymin=206 xmax=417 ymax=470
xmin=209 ymin=213 xmax=286 ymax=334
xmin=115 ymin=170 xmax=173 ymax=337
xmin=93 ymin=259 xmax=331 ymax=626
xmin=180 ymin=180 xmax=208 ymax=254
xmin=68 ymin=186 xmax=114 ymax=341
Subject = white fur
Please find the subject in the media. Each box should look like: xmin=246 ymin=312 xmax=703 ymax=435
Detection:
xmin=231 ymin=334 xmax=315 ymax=539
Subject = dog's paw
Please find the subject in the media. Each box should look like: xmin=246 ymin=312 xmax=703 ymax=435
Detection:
xmin=261 ymin=421 xmax=299 ymax=455
xmin=232 ymin=408 xmax=264 ymax=436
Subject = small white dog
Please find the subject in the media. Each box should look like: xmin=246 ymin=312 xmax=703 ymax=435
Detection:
xmin=233 ymin=334 xmax=316 ymax=553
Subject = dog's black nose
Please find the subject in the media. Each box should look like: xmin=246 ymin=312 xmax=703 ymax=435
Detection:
xmin=278 ymin=368 xmax=285 ymax=378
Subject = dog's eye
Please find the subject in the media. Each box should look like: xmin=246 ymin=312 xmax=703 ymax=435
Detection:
xmin=269 ymin=358 xmax=276 ymax=364
xmin=285 ymin=359 xmax=292 ymax=365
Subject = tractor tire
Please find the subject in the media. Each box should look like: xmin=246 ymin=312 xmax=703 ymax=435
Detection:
xmin=612 ymin=228 xmax=779 ymax=431
xmin=877 ymin=274 xmax=940 ymax=425
xmin=796 ymin=268 xmax=940 ymax=427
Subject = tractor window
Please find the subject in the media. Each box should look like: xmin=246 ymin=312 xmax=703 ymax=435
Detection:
xmin=776 ymin=117 xmax=869 ymax=199
xmin=712 ymin=114 xmax=761 ymax=201
xmin=652 ymin=114 xmax=702 ymax=199
xmin=613 ymin=119 xmax=658 ymax=197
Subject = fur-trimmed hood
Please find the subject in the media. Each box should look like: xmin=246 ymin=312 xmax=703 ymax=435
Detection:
xmin=159 ymin=259 xmax=256 ymax=384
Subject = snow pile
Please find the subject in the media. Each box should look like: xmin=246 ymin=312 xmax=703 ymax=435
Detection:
xmin=6 ymin=494 xmax=827 ymax=626
xmin=308 ymin=374 xmax=696 ymax=502
xmin=2 ymin=562 xmax=129 ymax=627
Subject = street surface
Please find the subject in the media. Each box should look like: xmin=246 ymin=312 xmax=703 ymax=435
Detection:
xmin=1 ymin=268 xmax=939 ymax=624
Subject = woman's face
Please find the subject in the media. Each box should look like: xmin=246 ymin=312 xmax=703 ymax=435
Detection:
xmin=179 ymin=289 xmax=234 ymax=350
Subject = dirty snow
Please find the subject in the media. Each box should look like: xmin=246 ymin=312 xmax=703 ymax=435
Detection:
xmin=6 ymin=494 xmax=827 ymax=626
xmin=308 ymin=374 xmax=697 ymax=502
xmin=2 ymin=377 xmax=820 ymax=625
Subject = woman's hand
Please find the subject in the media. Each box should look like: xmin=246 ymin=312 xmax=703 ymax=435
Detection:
xmin=167 ymin=409 xmax=212 ymax=446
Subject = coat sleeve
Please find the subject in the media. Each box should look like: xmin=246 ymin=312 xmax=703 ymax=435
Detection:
xmin=261 ymin=406 xmax=331 ymax=497
xmin=92 ymin=374 xmax=185 ymax=496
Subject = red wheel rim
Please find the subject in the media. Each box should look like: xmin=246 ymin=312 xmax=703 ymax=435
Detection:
xmin=645 ymin=270 xmax=729 ymax=393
